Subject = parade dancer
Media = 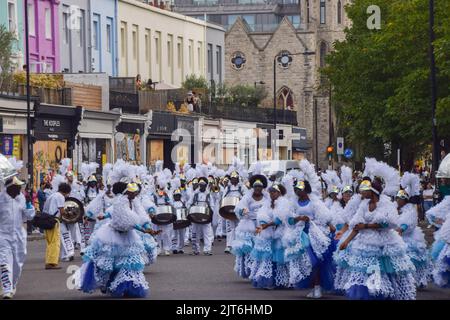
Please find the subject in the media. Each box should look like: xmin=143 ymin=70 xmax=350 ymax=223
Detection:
xmin=336 ymin=179 xmax=416 ymax=300
xmin=431 ymin=213 xmax=450 ymax=287
xmin=171 ymin=188 xmax=188 ymax=254
xmin=232 ymin=165 xmax=268 ymax=279
xmin=77 ymin=181 xmax=155 ymax=298
xmin=223 ymin=170 xmax=246 ymax=254
xmin=79 ymin=163 xmax=100 ymax=254
xmin=0 ymin=176 xmax=35 ymax=299
xmin=187 ymin=177 xmax=214 ymax=255
xmin=321 ymin=170 xmax=341 ymax=209
xmin=287 ymin=177 xmax=335 ymax=298
xmin=215 ymin=175 xmax=230 ymax=240
xmin=152 ymin=179 xmax=173 ymax=256
xmin=426 ymin=195 xmax=450 ymax=229
xmin=396 ymin=188 xmax=432 ymax=288
xmin=249 ymin=184 xmax=286 ymax=289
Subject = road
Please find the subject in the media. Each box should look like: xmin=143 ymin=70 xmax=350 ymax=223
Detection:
xmin=13 ymin=237 xmax=450 ymax=300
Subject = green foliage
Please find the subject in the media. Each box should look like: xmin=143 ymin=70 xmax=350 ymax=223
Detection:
xmin=0 ymin=25 xmax=17 ymax=89
xmin=182 ymin=74 xmax=209 ymax=91
xmin=227 ymin=84 xmax=267 ymax=107
xmin=322 ymin=0 xmax=450 ymax=166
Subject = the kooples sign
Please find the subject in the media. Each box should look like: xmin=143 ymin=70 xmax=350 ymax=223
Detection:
xmin=34 ymin=117 xmax=74 ymax=140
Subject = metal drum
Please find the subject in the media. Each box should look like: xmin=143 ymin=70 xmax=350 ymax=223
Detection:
xmin=173 ymin=208 xmax=191 ymax=230
xmin=188 ymin=206 xmax=212 ymax=225
xmin=62 ymin=197 xmax=85 ymax=224
xmin=151 ymin=205 xmax=176 ymax=225
xmin=219 ymin=197 xmax=240 ymax=221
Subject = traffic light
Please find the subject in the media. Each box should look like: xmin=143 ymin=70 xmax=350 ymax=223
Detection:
xmin=327 ymin=146 xmax=334 ymax=155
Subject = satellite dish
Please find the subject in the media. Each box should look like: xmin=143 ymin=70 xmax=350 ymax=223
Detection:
xmin=115 ymin=132 xmax=125 ymax=142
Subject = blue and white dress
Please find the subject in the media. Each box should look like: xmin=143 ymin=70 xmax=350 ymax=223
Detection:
xmin=232 ymin=191 xmax=268 ymax=279
xmin=431 ymin=214 xmax=450 ymax=287
xmin=249 ymin=197 xmax=290 ymax=289
xmin=398 ymin=203 xmax=432 ymax=288
xmin=286 ymin=197 xmax=334 ymax=290
xmin=426 ymin=196 xmax=450 ymax=229
xmin=334 ymin=196 xmax=416 ymax=300
xmin=77 ymin=194 xmax=149 ymax=298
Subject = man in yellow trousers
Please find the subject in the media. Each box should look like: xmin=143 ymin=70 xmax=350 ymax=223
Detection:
xmin=42 ymin=183 xmax=71 ymax=270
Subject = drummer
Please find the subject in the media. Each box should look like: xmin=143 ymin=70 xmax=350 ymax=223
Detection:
xmin=151 ymin=181 xmax=173 ymax=256
xmin=187 ymin=177 xmax=214 ymax=256
xmin=171 ymin=188 xmax=188 ymax=254
xmin=80 ymin=174 xmax=99 ymax=255
xmin=64 ymin=171 xmax=83 ymax=250
xmin=223 ymin=171 xmax=246 ymax=254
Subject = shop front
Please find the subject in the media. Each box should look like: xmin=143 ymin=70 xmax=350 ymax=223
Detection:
xmin=202 ymin=118 xmax=221 ymax=165
xmin=147 ymin=112 xmax=177 ymax=170
xmin=0 ymin=96 xmax=29 ymax=179
xmin=292 ymin=127 xmax=309 ymax=160
xmin=256 ymin=123 xmax=273 ymax=161
xmin=32 ymin=104 xmax=82 ymax=188
xmin=74 ymin=110 xmax=120 ymax=173
xmin=219 ymin=120 xmax=257 ymax=168
xmin=115 ymin=119 xmax=146 ymax=164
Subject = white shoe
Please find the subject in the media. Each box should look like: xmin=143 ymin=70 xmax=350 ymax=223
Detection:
xmin=2 ymin=292 xmax=14 ymax=299
xmin=306 ymin=286 xmax=322 ymax=299
xmin=164 ymin=250 xmax=171 ymax=256
xmin=224 ymin=247 xmax=231 ymax=254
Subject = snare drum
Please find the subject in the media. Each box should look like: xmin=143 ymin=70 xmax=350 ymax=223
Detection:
xmin=173 ymin=208 xmax=191 ymax=230
xmin=187 ymin=206 xmax=212 ymax=225
xmin=151 ymin=205 xmax=176 ymax=225
xmin=219 ymin=197 xmax=240 ymax=221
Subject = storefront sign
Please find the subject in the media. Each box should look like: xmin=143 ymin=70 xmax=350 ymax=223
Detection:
xmin=1 ymin=135 xmax=13 ymax=155
xmin=116 ymin=121 xmax=145 ymax=134
xmin=292 ymin=127 xmax=308 ymax=152
xmin=35 ymin=117 xmax=74 ymax=140
xmin=149 ymin=112 xmax=176 ymax=136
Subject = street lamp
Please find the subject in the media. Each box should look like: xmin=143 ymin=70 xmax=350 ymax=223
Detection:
xmin=24 ymin=3 xmax=33 ymax=191
xmin=273 ymin=50 xmax=315 ymax=130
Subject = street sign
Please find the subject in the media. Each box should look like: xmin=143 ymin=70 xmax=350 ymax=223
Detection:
xmin=337 ymin=137 xmax=344 ymax=155
xmin=344 ymin=148 xmax=353 ymax=159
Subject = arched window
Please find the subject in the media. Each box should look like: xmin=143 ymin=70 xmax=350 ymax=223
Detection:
xmin=320 ymin=0 xmax=326 ymax=24
xmin=306 ymin=0 xmax=310 ymax=23
xmin=277 ymin=87 xmax=294 ymax=110
xmin=320 ymin=42 xmax=327 ymax=68
xmin=337 ymin=0 xmax=342 ymax=24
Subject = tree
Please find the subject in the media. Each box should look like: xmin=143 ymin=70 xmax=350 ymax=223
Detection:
xmin=322 ymin=0 xmax=450 ymax=169
xmin=227 ymin=84 xmax=267 ymax=107
xmin=0 ymin=25 xmax=17 ymax=91
xmin=182 ymin=74 xmax=209 ymax=91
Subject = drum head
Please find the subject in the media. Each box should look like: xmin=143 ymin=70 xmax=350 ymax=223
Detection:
xmin=219 ymin=206 xmax=238 ymax=221
xmin=151 ymin=213 xmax=176 ymax=226
xmin=187 ymin=213 xmax=212 ymax=225
xmin=173 ymin=220 xmax=191 ymax=230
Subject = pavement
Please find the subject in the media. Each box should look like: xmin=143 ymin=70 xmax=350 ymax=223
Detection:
xmin=13 ymin=236 xmax=450 ymax=300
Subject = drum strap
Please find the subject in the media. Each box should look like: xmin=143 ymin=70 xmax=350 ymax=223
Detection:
xmin=225 ymin=186 xmax=243 ymax=197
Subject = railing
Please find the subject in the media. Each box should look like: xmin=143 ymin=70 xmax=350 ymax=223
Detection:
xmin=109 ymin=86 xmax=297 ymax=125
xmin=109 ymin=77 xmax=136 ymax=94
xmin=0 ymin=81 xmax=72 ymax=105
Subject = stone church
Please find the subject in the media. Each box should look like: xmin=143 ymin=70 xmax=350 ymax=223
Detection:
xmin=224 ymin=0 xmax=351 ymax=168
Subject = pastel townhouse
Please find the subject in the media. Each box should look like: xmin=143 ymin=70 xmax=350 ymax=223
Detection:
xmin=25 ymin=0 xmax=60 ymax=73
xmin=0 ymin=0 xmax=24 ymax=70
